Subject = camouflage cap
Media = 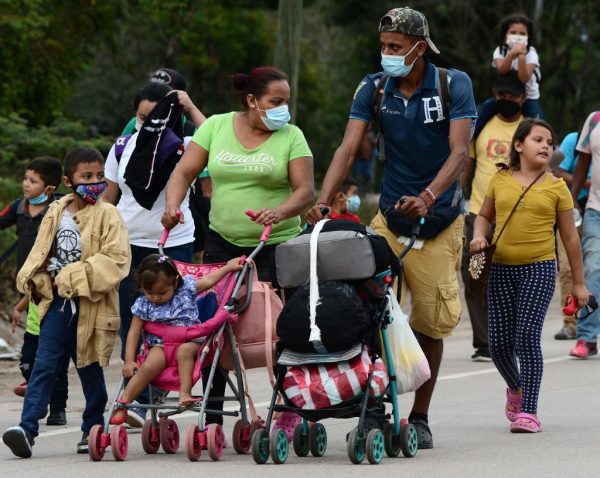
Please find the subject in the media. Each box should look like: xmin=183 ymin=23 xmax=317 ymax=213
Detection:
xmin=379 ymin=7 xmax=440 ymax=54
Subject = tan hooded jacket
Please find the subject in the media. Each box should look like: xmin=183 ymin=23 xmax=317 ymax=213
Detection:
xmin=17 ymin=195 xmax=131 ymax=367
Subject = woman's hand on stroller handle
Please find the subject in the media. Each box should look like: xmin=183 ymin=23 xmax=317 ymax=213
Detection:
xmin=245 ymin=209 xmax=272 ymax=243
xmin=159 ymin=210 xmax=182 ymax=248
xmin=161 ymin=207 xmax=183 ymax=231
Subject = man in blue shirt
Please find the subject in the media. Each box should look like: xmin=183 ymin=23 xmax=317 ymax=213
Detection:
xmin=307 ymin=7 xmax=476 ymax=449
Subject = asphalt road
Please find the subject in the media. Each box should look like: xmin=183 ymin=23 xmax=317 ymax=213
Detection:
xmin=0 ymin=283 xmax=599 ymax=478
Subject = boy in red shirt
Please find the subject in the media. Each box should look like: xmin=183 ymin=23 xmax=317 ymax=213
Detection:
xmin=329 ymin=177 xmax=362 ymax=223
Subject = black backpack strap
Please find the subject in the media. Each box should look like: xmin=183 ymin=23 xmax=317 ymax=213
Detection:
xmin=371 ymin=74 xmax=389 ymax=162
xmin=438 ymin=67 xmax=463 ymax=208
xmin=437 ymin=67 xmax=450 ymax=119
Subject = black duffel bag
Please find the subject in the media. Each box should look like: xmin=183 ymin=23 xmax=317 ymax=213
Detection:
xmin=383 ymin=205 xmax=461 ymax=239
xmin=276 ymin=280 xmax=372 ymax=354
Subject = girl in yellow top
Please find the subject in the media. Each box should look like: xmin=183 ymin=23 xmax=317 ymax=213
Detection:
xmin=471 ymin=119 xmax=589 ymax=433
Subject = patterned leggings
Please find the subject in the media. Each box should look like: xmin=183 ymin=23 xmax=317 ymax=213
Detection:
xmin=488 ymin=260 xmax=556 ymax=414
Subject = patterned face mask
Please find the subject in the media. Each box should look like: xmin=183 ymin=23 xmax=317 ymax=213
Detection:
xmin=71 ymin=180 xmax=108 ymax=205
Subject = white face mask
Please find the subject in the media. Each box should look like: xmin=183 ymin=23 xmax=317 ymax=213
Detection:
xmin=506 ymin=34 xmax=528 ymax=49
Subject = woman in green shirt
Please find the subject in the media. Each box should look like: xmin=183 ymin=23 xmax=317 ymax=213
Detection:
xmin=162 ymin=67 xmax=313 ymax=278
xmin=162 ymin=66 xmax=314 ymax=434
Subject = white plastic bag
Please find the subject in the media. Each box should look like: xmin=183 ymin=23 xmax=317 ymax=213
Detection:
xmin=384 ymin=291 xmax=431 ymax=394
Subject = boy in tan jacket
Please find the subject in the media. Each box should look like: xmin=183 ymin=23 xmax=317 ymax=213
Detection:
xmin=3 ymin=147 xmax=131 ymax=458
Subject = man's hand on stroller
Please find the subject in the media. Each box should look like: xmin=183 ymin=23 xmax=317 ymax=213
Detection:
xmin=396 ymin=196 xmax=428 ymax=219
xmin=122 ymin=360 xmax=138 ymax=378
xmin=305 ymin=203 xmax=330 ymax=225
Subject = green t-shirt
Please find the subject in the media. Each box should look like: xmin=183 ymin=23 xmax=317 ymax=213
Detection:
xmin=26 ymin=301 xmax=40 ymax=335
xmin=192 ymin=112 xmax=312 ymax=246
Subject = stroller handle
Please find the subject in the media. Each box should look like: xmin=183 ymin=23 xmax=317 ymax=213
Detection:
xmin=244 ymin=209 xmax=272 ymax=243
xmin=158 ymin=210 xmax=181 ymax=255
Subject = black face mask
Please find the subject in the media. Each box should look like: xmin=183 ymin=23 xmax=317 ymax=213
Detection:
xmin=496 ymin=99 xmax=521 ymax=118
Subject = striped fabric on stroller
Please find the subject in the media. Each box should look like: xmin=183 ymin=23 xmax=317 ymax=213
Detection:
xmin=89 ymin=214 xmax=273 ymax=462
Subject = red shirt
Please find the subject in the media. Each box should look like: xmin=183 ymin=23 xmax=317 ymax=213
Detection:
xmin=330 ymin=211 xmax=361 ymax=223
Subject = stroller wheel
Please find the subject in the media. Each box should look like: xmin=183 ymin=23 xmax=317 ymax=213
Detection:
xmin=110 ymin=425 xmax=128 ymax=461
xmin=269 ymin=429 xmax=289 ymax=465
xmin=184 ymin=424 xmax=201 ymax=462
xmin=88 ymin=424 xmax=106 ymax=461
xmin=141 ymin=419 xmax=160 ymax=454
xmin=366 ymin=429 xmax=384 ymax=465
xmin=159 ymin=418 xmax=180 ymax=454
xmin=292 ymin=424 xmax=309 ymax=457
xmin=383 ymin=423 xmax=401 ymax=457
xmin=400 ymin=423 xmax=418 ymax=458
xmin=309 ymin=423 xmax=327 ymax=457
xmin=251 ymin=429 xmax=269 ymax=464
xmin=232 ymin=419 xmax=253 ymax=454
xmin=207 ymin=423 xmax=225 ymax=461
xmin=346 ymin=427 xmax=365 ymax=464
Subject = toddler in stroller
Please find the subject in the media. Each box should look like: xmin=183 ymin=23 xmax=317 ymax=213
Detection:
xmin=110 ymin=254 xmax=242 ymax=424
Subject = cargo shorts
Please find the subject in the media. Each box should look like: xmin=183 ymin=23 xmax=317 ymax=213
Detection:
xmin=370 ymin=211 xmax=464 ymax=339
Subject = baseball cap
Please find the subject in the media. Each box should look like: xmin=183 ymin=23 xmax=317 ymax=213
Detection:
xmin=379 ymin=7 xmax=440 ymax=54
xmin=493 ymin=71 xmax=525 ymax=96
xmin=149 ymin=68 xmax=187 ymax=91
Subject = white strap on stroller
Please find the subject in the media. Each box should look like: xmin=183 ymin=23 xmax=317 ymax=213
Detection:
xmin=308 ymin=219 xmax=329 ymax=354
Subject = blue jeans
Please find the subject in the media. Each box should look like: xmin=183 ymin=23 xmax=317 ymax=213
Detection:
xmin=118 ymin=242 xmax=193 ymax=404
xmin=577 ymin=209 xmax=600 ymax=342
xmin=20 ymin=295 xmax=107 ymax=437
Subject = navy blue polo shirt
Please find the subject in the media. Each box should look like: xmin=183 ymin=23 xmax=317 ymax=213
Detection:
xmin=350 ymin=60 xmax=477 ymax=210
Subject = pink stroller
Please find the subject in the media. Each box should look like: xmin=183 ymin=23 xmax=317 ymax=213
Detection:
xmin=89 ymin=212 xmax=272 ymax=462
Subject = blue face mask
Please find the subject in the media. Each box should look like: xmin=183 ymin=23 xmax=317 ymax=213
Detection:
xmin=346 ymin=195 xmax=361 ymax=213
xmin=29 ymin=191 xmax=49 ymax=205
xmin=381 ymin=41 xmax=422 ymax=78
xmin=255 ymin=101 xmax=291 ymax=131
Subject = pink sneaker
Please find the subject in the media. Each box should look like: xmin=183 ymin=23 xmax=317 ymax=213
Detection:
xmin=272 ymin=411 xmax=302 ymax=441
xmin=505 ymin=388 xmax=522 ymax=422
xmin=569 ymin=340 xmax=598 ymax=359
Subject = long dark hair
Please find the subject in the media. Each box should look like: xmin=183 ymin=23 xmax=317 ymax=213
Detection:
xmin=499 ymin=14 xmax=535 ymax=56
xmin=136 ymin=254 xmax=183 ymax=291
xmin=231 ymin=67 xmax=288 ymax=110
xmin=499 ymin=118 xmax=555 ymax=171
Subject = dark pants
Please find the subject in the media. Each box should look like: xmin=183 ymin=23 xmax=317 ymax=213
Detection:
xmin=118 ymin=242 xmax=193 ymax=404
xmin=202 ymin=230 xmax=276 ymax=424
xmin=461 ymin=213 xmax=495 ymax=351
xmin=20 ymin=331 xmax=69 ymax=411
xmin=488 ymin=261 xmax=555 ymax=414
xmin=20 ymin=296 xmax=107 ymax=437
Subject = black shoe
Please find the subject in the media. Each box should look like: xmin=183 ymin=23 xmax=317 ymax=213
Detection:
xmin=471 ymin=349 xmax=492 ymax=362
xmin=47 ymin=409 xmax=67 ymax=426
xmin=409 ymin=418 xmax=433 ymax=449
xmin=3 ymin=426 xmax=34 ymax=458
xmin=346 ymin=416 xmax=388 ymax=441
xmin=77 ymin=432 xmax=89 ymax=454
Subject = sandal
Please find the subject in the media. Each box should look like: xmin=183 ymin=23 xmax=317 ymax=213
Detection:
xmin=272 ymin=411 xmax=301 ymax=441
xmin=505 ymin=388 xmax=522 ymax=422
xmin=510 ymin=412 xmax=542 ymax=433
xmin=109 ymin=399 xmax=129 ymax=425
xmin=179 ymin=397 xmax=202 ymax=407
